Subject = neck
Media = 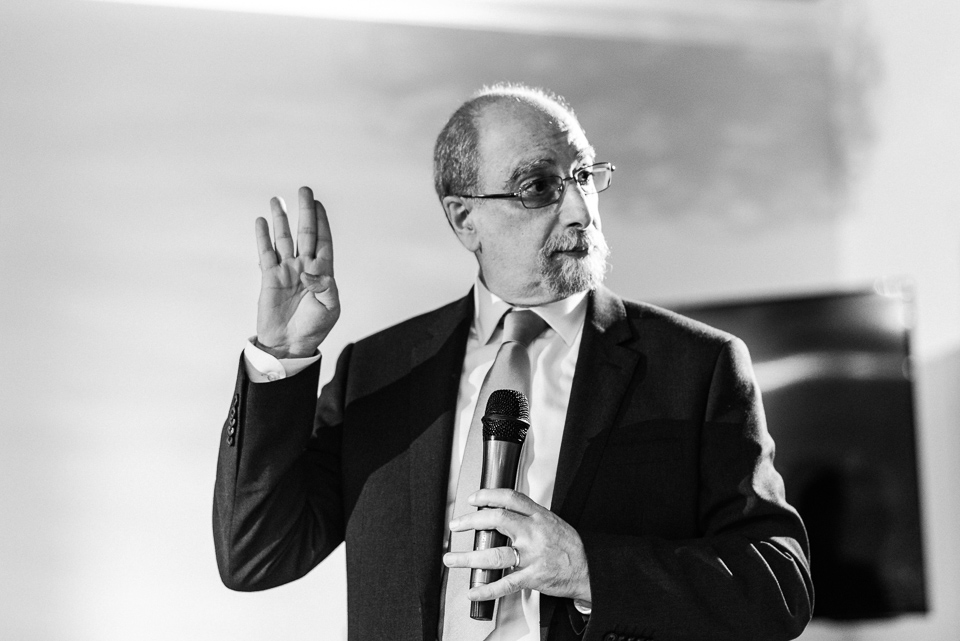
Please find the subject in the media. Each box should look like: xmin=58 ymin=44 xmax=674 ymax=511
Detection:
xmin=479 ymin=274 xmax=576 ymax=308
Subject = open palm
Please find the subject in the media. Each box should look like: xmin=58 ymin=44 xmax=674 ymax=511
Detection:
xmin=255 ymin=186 xmax=340 ymax=358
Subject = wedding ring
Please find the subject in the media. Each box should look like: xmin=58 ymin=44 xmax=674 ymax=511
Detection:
xmin=510 ymin=546 xmax=521 ymax=569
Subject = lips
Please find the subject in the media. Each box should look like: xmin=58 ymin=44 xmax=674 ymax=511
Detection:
xmin=545 ymin=230 xmax=596 ymax=257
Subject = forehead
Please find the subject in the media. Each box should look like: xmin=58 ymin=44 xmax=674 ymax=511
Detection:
xmin=475 ymin=99 xmax=594 ymax=188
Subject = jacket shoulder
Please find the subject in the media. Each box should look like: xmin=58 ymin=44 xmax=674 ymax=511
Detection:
xmin=332 ymin=294 xmax=472 ymax=398
xmin=352 ymin=294 xmax=471 ymax=351
xmin=620 ymin=297 xmax=740 ymax=350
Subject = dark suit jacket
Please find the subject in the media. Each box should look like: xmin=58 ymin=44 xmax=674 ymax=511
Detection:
xmin=213 ymin=287 xmax=813 ymax=641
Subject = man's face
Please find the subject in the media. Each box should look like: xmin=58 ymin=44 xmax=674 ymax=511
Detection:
xmin=462 ymin=100 xmax=610 ymax=306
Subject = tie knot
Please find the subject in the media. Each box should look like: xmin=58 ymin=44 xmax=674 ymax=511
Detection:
xmin=502 ymin=309 xmax=548 ymax=347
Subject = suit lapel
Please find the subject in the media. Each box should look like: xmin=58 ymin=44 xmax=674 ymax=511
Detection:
xmin=407 ymin=292 xmax=473 ymax=637
xmin=541 ymin=287 xmax=643 ymax=637
xmin=551 ymin=286 xmax=642 ymax=520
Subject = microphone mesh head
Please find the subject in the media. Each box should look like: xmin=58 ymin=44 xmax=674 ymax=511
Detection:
xmin=481 ymin=389 xmax=530 ymax=443
xmin=485 ymin=389 xmax=529 ymax=421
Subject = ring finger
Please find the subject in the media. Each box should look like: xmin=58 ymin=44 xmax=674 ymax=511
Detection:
xmin=444 ymin=545 xmax=520 ymax=571
xmin=270 ymin=196 xmax=295 ymax=259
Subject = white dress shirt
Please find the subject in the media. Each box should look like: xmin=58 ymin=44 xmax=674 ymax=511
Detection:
xmin=243 ymin=276 xmax=588 ymax=641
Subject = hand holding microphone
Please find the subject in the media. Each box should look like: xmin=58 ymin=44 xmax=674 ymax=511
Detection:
xmin=443 ymin=388 xmax=593 ymax=612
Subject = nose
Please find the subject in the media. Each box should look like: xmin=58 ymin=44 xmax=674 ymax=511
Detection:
xmin=557 ymin=179 xmax=599 ymax=229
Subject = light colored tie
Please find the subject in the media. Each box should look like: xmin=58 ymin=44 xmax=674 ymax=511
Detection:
xmin=442 ymin=309 xmax=548 ymax=641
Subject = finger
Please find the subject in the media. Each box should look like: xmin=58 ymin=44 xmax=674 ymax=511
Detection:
xmin=313 ymin=198 xmax=334 ymax=275
xmin=296 ymin=187 xmax=317 ymax=258
xmin=468 ymin=570 xmax=526 ymax=601
xmin=449 ymin=508 xmax=522 ymax=536
xmin=270 ymin=196 xmax=295 ymax=260
xmin=443 ymin=546 xmax=518 ymax=570
xmin=255 ymin=217 xmax=278 ymax=270
xmin=469 ymin=489 xmax=540 ymax=516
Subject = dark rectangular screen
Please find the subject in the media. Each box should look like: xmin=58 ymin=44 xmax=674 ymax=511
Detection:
xmin=675 ymin=288 xmax=927 ymax=620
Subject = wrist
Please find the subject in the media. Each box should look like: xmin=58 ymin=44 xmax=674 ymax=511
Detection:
xmin=572 ymin=530 xmax=592 ymax=604
xmin=254 ymin=338 xmax=318 ymax=359
xmin=575 ymin=576 xmax=592 ymax=605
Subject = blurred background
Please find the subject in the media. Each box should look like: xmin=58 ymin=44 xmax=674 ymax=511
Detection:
xmin=1 ymin=0 xmax=958 ymax=638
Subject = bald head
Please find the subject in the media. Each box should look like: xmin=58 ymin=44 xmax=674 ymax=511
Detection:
xmin=432 ymin=84 xmax=586 ymax=202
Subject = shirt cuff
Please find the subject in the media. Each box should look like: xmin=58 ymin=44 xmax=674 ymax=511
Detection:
xmin=243 ymin=337 xmax=321 ymax=383
xmin=573 ymin=599 xmax=592 ymax=615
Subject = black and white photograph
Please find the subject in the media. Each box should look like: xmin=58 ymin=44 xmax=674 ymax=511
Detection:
xmin=2 ymin=1 xmax=958 ymax=639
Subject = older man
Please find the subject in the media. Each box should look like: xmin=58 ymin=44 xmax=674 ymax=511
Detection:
xmin=213 ymin=84 xmax=813 ymax=641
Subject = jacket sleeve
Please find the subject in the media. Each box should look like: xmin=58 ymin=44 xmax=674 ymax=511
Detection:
xmin=577 ymin=337 xmax=814 ymax=641
xmin=212 ymin=345 xmax=353 ymax=591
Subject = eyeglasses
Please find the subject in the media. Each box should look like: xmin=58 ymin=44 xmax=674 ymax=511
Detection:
xmin=457 ymin=162 xmax=615 ymax=209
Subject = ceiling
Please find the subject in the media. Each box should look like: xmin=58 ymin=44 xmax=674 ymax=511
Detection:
xmin=89 ymin=0 xmax=834 ymax=48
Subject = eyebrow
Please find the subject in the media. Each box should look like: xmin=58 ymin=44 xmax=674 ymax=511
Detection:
xmin=576 ymin=145 xmax=597 ymax=164
xmin=506 ymin=145 xmax=598 ymax=188
xmin=507 ymin=159 xmax=553 ymax=187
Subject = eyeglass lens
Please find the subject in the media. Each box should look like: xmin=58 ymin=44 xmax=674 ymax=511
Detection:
xmin=520 ymin=165 xmax=612 ymax=209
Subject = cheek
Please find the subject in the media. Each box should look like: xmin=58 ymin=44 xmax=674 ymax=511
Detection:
xmin=476 ymin=212 xmax=556 ymax=263
xmin=513 ymin=230 xmax=551 ymax=263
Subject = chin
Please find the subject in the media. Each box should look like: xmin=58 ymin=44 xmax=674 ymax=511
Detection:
xmin=542 ymin=252 xmax=608 ymax=299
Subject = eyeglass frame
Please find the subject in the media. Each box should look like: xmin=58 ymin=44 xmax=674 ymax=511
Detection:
xmin=455 ymin=162 xmax=615 ymax=210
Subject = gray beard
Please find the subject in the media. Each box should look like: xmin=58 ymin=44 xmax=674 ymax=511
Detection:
xmin=538 ymin=228 xmax=610 ymax=299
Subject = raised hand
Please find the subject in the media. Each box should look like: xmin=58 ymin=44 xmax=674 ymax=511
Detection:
xmin=255 ymin=186 xmax=340 ymax=358
xmin=443 ymin=489 xmax=592 ymax=604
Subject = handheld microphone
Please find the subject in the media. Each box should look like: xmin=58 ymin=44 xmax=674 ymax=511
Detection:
xmin=470 ymin=389 xmax=530 ymax=621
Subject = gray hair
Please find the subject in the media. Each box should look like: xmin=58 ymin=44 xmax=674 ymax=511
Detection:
xmin=432 ymin=83 xmax=578 ymax=201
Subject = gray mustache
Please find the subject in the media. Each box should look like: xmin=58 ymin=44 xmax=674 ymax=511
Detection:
xmin=545 ymin=230 xmax=600 ymax=254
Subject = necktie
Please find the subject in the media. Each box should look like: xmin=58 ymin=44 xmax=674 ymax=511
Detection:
xmin=442 ymin=309 xmax=548 ymax=641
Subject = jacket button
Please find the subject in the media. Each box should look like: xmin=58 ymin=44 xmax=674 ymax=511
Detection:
xmin=227 ymin=426 xmax=235 ymax=436
xmin=603 ymin=634 xmax=617 ymax=641
xmin=229 ymin=417 xmax=236 ymax=427
xmin=232 ymin=394 xmax=239 ymax=407
xmin=226 ymin=435 xmax=234 ymax=446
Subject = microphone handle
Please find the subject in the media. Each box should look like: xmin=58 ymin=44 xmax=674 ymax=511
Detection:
xmin=470 ymin=438 xmax=523 ymax=621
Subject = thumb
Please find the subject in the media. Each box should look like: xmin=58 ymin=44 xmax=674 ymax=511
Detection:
xmin=301 ymin=272 xmax=340 ymax=309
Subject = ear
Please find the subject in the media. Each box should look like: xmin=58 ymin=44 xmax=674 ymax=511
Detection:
xmin=442 ymin=195 xmax=481 ymax=252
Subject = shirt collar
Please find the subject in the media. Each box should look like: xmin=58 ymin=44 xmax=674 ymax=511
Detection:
xmin=472 ymin=274 xmax=588 ymax=348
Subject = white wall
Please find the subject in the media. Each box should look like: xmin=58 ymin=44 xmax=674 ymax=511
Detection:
xmin=1 ymin=0 xmax=957 ymax=638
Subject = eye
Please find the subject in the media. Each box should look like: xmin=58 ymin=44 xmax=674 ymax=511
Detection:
xmin=521 ymin=177 xmax=557 ymax=196
xmin=575 ymin=167 xmax=596 ymax=186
